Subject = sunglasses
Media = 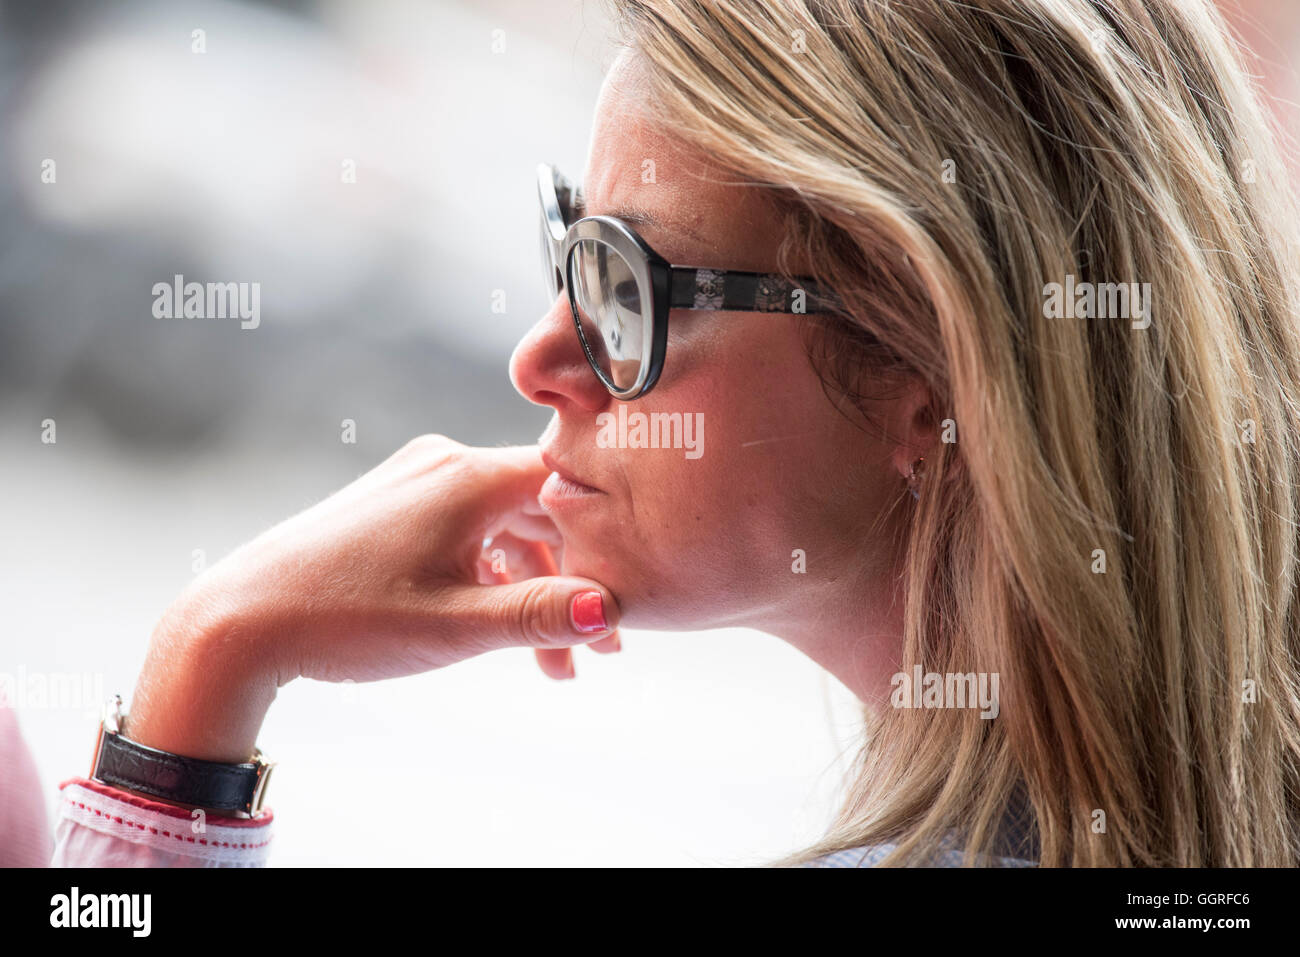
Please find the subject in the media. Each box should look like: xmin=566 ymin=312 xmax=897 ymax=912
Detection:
xmin=537 ymin=163 xmax=839 ymax=400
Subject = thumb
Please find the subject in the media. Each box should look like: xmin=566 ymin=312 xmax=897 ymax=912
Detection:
xmin=439 ymin=577 xmax=620 ymax=650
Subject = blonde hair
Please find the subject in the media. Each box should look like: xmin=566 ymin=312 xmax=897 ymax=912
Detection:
xmin=608 ymin=0 xmax=1300 ymax=866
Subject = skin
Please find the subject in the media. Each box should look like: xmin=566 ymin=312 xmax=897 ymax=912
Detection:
xmin=126 ymin=441 xmax=624 ymax=766
xmin=123 ymin=51 xmax=934 ymax=805
xmin=512 ymin=53 xmax=935 ymax=702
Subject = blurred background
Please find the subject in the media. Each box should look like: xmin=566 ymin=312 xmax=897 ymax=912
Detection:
xmin=1 ymin=0 xmax=1296 ymax=866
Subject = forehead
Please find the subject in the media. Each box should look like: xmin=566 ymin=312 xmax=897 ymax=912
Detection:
xmin=581 ymin=56 xmax=785 ymax=267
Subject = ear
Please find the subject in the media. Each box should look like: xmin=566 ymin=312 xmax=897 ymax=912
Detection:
xmin=887 ymin=374 xmax=938 ymax=479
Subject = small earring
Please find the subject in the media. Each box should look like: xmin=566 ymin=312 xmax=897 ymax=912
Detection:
xmin=907 ymin=457 xmax=925 ymax=500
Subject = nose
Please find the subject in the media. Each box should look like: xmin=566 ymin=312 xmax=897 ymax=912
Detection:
xmin=510 ymin=294 xmax=611 ymax=413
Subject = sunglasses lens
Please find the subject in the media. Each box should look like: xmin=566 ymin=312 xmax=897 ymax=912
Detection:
xmin=568 ymin=239 xmax=645 ymax=392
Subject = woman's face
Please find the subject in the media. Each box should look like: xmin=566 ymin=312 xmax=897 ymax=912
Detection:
xmin=511 ymin=56 xmax=921 ymax=650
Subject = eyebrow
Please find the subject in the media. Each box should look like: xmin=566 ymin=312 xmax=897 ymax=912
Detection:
xmin=575 ymin=193 xmax=656 ymax=226
xmin=602 ymin=205 xmax=658 ymax=228
xmin=582 ymin=199 xmax=710 ymax=249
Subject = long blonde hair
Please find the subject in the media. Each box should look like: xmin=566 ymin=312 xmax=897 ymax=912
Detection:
xmin=608 ymin=0 xmax=1300 ymax=866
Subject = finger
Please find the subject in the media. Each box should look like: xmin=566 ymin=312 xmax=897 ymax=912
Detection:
xmin=434 ymin=445 xmax=559 ymax=554
xmin=534 ymin=648 xmax=575 ymax=680
xmin=487 ymin=532 xmax=558 ymax=582
xmin=531 ymin=629 xmax=619 ymax=682
xmin=476 ymin=555 xmax=508 ymax=586
xmin=435 ymin=577 xmax=619 ymax=650
xmin=451 ymin=444 xmax=551 ymax=520
xmin=489 ymin=537 xmax=618 ymax=658
xmin=584 ymin=629 xmax=622 ymax=654
xmin=533 ymin=626 xmax=619 ymax=680
xmin=495 ymin=511 xmax=564 ymax=550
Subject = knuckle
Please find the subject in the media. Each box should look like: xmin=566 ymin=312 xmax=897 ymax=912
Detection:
xmin=512 ymin=579 xmax=558 ymax=647
xmin=399 ymin=432 xmax=459 ymax=462
xmin=396 ymin=434 xmax=479 ymax=479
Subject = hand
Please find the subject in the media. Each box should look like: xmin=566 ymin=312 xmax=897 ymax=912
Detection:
xmin=124 ymin=436 xmax=620 ymax=764
xmin=474 ymin=526 xmax=623 ymax=681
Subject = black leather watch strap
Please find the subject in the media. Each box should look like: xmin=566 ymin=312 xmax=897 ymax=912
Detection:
xmin=92 ymin=728 xmax=270 ymax=815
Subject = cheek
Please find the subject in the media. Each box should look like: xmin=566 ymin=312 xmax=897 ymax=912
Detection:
xmin=631 ymin=315 xmax=821 ymax=512
xmin=561 ymin=317 xmax=884 ymax=626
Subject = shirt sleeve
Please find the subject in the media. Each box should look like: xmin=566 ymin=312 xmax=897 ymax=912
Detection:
xmin=51 ymin=777 xmax=273 ymax=867
xmin=0 ymin=705 xmax=54 ymax=867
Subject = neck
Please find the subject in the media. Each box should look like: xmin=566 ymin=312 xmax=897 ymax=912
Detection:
xmin=757 ymin=550 xmax=907 ymax=710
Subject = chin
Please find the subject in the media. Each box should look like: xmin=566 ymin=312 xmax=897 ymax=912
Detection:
xmin=559 ymin=548 xmax=734 ymax=632
xmin=557 ymin=548 xmax=660 ymax=629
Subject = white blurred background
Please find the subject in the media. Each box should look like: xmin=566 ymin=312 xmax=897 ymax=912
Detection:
xmin=0 ymin=0 xmax=865 ymax=866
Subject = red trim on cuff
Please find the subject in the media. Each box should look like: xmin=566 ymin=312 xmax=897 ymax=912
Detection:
xmin=59 ymin=776 xmax=273 ymax=827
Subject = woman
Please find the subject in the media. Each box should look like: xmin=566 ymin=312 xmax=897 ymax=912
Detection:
xmin=49 ymin=0 xmax=1300 ymax=866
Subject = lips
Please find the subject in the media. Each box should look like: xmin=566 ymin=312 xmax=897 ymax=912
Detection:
xmin=540 ymin=449 xmax=602 ymax=494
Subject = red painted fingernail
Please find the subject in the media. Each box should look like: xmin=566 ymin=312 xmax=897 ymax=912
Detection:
xmin=570 ymin=591 xmax=607 ymax=633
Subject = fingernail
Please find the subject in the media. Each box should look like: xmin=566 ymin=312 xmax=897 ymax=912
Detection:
xmin=570 ymin=590 xmax=608 ymax=634
xmin=611 ymin=633 xmax=622 ymax=652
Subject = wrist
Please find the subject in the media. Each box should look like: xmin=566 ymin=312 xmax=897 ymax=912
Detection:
xmin=126 ymin=586 xmax=279 ymax=764
xmin=88 ymin=695 xmax=276 ymax=819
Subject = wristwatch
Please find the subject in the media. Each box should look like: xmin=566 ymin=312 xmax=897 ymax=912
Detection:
xmin=89 ymin=695 xmax=275 ymax=817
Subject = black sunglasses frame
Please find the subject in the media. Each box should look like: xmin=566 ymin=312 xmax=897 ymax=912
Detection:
xmin=537 ymin=162 xmax=839 ymax=400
